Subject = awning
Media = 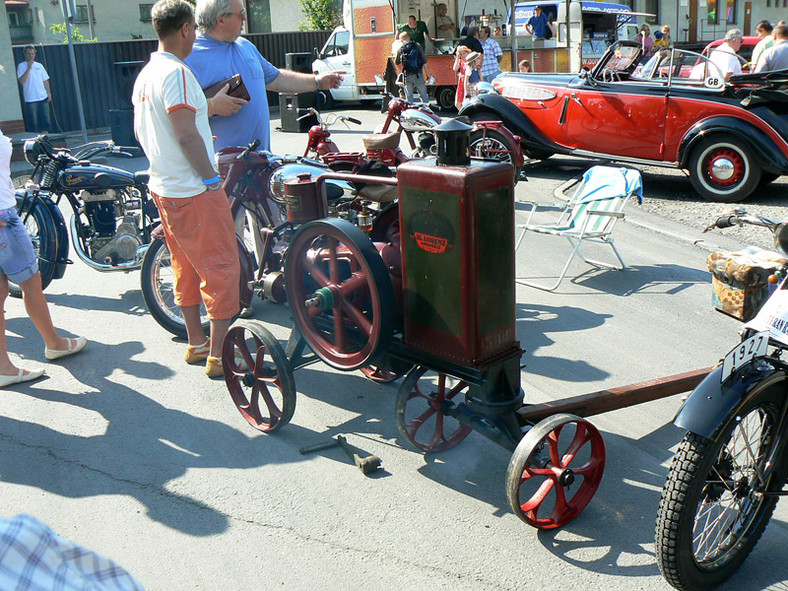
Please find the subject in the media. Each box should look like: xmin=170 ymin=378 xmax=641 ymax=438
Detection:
xmin=5 ymin=1 xmax=30 ymax=5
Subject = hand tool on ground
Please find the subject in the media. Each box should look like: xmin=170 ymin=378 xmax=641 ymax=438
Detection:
xmin=336 ymin=435 xmax=382 ymax=475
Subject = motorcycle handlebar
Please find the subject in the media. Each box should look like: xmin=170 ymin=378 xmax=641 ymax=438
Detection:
xmin=715 ymin=216 xmax=737 ymax=229
xmin=346 ymin=117 xmax=362 ymax=125
xmin=237 ymin=139 xmax=261 ymax=160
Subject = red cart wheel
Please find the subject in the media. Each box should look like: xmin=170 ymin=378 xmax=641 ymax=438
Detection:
xmin=285 ymin=219 xmax=395 ymax=371
xmin=395 ymin=366 xmax=473 ymax=452
xmin=505 ymin=414 xmax=605 ymax=529
xmin=222 ymin=320 xmax=296 ymax=432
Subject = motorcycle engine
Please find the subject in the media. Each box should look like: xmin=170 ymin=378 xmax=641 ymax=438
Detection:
xmin=80 ymin=189 xmax=144 ymax=265
xmin=92 ymin=215 xmax=143 ymax=264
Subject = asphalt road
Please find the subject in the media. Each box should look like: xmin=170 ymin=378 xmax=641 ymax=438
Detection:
xmin=2 ymin=105 xmax=788 ymax=591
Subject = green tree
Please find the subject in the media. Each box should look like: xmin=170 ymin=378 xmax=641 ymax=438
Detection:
xmin=49 ymin=23 xmax=97 ymax=42
xmin=298 ymin=0 xmax=342 ymax=31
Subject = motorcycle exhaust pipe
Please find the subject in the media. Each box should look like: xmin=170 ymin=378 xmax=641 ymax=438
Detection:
xmin=68 ymin=216 xmax=150 ymax=272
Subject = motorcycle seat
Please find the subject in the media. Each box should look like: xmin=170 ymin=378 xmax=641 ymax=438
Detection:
xmin=134 ymin=171 xmax=150 ymax=185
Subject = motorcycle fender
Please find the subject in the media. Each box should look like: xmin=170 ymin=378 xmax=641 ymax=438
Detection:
xmin=236 ymin=235 xmax=254 ymax=309
xmin=458 ymin=93 xmax=564 ymax=155
xmin=34 ymin=195 xmax=69 ymax=279
xmin=674 ymin=363 xmax=787 ymax=438
xmin=678 ymin=116 xmax=788 ymax=174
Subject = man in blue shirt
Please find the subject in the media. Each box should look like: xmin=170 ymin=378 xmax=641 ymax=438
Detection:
xmin=526 ymin=6 xmax=556 ymax=41
xmin=186 ymin=0 xmax=344 ymax=152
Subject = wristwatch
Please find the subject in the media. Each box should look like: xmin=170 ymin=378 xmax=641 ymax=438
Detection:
xmin=205 ymin=181 xmax=222 ymax=191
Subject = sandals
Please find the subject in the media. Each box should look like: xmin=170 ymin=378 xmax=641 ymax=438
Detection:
xmin=184 ymin=340 xmax=211 ymax=364
xmin=44 ymin=336 xmax=87 ymax=361
xmin=205 ymin=354 xmax=248 ymax=379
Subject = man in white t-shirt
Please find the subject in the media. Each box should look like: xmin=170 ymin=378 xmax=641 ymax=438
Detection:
xmin=16 ymin=46 xmax=52 ymax=133
xmin=133 ymin=0 xmax=239 ymax=379
xmin=709 ymin=29 xmax=744 ymax=81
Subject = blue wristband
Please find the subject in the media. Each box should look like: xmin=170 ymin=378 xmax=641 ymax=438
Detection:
xmin=203 ymin=174 xmax=220 ymax=185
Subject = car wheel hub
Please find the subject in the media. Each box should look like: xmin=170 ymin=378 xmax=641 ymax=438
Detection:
xmin=706 ymin=148 xmax=745 ymax=187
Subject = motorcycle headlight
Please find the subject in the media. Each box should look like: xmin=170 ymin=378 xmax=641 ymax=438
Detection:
xmin=23 ymin=139 xmax=44 ymax=167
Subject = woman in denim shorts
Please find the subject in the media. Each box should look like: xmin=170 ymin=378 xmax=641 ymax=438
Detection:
xmin=0 ymin=131 xmax=87 ymax=387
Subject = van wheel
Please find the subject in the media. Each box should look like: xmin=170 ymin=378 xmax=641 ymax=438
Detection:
xmin=435 ymin=86 xmax=455 ymax=111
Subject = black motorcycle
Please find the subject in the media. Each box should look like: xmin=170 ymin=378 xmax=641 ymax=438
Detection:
xmin=13 ymin=135 xmax=157 ymax=295
xmin=655 ymin=210 xmax=788 ymax=591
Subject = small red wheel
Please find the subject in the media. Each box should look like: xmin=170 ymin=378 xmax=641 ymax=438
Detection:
xmin=222 ymin=320 xmax=296 ymax=432
xmin=284 ymin=219 xmax=395 ymax=371
xmin=395 ymin=366 xmax=473 ymax=452
xmin=505 ymin=414 xmax=605 ymax=529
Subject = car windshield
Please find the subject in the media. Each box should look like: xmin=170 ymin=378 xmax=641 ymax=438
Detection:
xmin=603 ymin=44 xmax=641 ymax=72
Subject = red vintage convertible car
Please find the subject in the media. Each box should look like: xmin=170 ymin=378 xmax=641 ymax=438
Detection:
xmin=459 ymin=41 xmax=788 ymax=202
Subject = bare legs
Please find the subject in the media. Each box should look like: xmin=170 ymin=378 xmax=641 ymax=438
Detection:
xmin=0 ymin=272 xmax=71 ymax=376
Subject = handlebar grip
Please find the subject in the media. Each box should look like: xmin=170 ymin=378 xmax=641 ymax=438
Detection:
xmin=347 ymin=117 xmax=362 ymax=125
xmin=715 ymin=216 xmax=737 ymax=229
xmin=116 ymin=146 xmax=142 ymax=157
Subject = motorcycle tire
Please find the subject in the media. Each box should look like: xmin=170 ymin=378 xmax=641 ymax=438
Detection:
xmin=469 ymin=128 xmax=521 ymax=186
xmin=140 ymin=237 xmax=209 ymax=339
xmin=655 ymin=386 xmax=787 ymax=591
xmin=10 ymin=195 xmax=59 ymax=298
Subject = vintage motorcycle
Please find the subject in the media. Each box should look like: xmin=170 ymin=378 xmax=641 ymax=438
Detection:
xmin=655 ymin=209 xmax=788 ymax=591
xmin=13 ymin=135 xmax=156 ymax=296
xmin=302 ymin=95 xmax=524 ymax=180
xmin=140 ymin=141 xmax=393 ymax=338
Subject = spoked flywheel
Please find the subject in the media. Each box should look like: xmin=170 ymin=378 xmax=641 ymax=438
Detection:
xmin=222 ymin=320 xmax=296 ymax=432
xmin=284 ymin=219 xmax=395 ymax=371
xmin=395 ymin=366 xmax=473 ymax=452
xmin=505 ymin=413 xmax=605 ymax=529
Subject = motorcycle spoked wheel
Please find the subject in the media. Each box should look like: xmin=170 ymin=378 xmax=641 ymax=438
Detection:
xmin=655 ymin=387 xmax=788 ymax=591
xmin=468 ymin=128 xmax=522 ymax=185
xmin=10 ymin=195 xmax=60 ymax=298
xmin=140 ymin=237 xmax=210 ymax=338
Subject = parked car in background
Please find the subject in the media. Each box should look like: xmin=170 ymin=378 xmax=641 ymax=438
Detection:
xmin=459 ymin=41 xmax=788 ymax=202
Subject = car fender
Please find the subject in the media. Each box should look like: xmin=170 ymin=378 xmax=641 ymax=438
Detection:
xmin=674 ymin=362 xmax=788 ymax=439
xmin=459 ymin=93 xmax=564 ymax=155
xmin=678 ymin=116 xmax=788 ymax=173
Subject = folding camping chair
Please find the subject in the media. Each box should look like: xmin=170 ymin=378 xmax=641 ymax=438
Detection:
xmin=515 ymin=165 xmax=642 ymax=291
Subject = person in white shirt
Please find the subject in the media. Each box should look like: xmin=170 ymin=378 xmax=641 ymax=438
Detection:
xmin=755 ymin=24 xmax=788 ymax=72
xmin=16 ymin=46 xmax=52 ymax=133
xmin=0 ymin=131 xmax=87 ymax=388
xmin=709 ymin=29 xmax=744 ymax=81
xmin=133 ymin=0 xmax=239 ymax=379
xmin=751 ymin=20 xmax=774 ymax=68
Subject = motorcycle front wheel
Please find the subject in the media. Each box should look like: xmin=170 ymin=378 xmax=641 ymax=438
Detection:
xmin=469 ymin=128 xmax=521 ymax=185
xmin=655 ymin=387 xmax=787 ymax=591
xmin=10 ymin=195 xmax=59 ymax=298
xmin=140 ymin=237 xmax=209 ymax=338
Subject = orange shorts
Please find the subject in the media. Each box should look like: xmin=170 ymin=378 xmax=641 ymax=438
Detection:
xmin=152 ymin=189 xmax=240 ymax=320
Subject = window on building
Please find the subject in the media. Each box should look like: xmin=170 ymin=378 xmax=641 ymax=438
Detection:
xmin=706 ymin=0 xmax=737 ymax=25
xmin=248 ymin=0 xmax=271 ymax=33
xmin=644 ymin=0 xmax=658 ymax=25
xmin=139 ymin=4 xmax=153 ymax=21
xmin=73 ymin=4 xmax=95 ymax=24
xmin=8 ymin=12 xmax=19 ymax=26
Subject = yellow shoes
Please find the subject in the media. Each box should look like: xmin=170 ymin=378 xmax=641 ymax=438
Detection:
xmin=184 ymin=340 xmax=210 ymax=364
xmin=205 ymin=354 xmax=249 ymax=379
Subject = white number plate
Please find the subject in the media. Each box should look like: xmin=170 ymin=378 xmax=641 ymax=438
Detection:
xmin=720 ymin=331 xmax=769 ymax=383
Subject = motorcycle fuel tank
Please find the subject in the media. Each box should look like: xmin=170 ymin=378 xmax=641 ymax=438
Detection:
xmin=58 ymin=165 xmax=135 ymax=191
